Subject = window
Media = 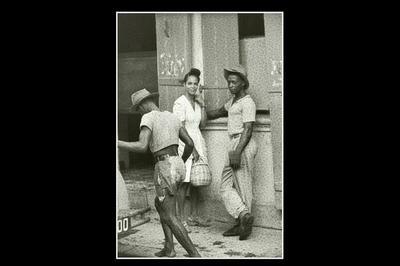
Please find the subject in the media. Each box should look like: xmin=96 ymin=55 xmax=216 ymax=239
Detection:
xmin=118 ymin=14 xmax=156 ymax=53
xmin=238 ymin=14 xmax=265 ymax=39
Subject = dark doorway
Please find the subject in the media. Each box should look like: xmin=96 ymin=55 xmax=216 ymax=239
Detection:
xmin=118 ymin=14 xmax=158 ymax=173
xmin=118 ymin=14 xmax=157 ymax=53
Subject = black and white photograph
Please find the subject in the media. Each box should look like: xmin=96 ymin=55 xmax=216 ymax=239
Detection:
xmin=116 ymin=12 xmax=283 ymax=259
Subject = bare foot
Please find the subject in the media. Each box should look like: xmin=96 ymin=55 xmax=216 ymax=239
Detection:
xmin=154 ymin=248 xmax=176 ymax=257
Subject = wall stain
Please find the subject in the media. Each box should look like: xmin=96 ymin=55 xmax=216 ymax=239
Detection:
xmin=159 ymin=53 xmax=185 ymax=77
xmin=271 ymin=60 xmax=283 ymax=87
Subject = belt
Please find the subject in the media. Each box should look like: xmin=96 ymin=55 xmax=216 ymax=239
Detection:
xmin=154 ymin=151 xmax=179 ymax=163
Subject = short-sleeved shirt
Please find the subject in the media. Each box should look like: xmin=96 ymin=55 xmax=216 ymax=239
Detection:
xmin=224 ymin=95 xmax=256 ymax=136
xmin=140 ymin=110 xmax=182 ymax=153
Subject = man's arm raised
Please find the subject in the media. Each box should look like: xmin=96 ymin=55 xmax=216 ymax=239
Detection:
xmin=206 ymin=105 xmax=228 ymax=120
xmin=118 ymin=126 xmax=152 ymax=153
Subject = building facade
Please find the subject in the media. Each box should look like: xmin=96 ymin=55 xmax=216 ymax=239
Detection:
xmin=118 ymin=13 xmax=283 ymax=229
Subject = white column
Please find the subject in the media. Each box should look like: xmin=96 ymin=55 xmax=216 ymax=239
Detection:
xmin=191 ymin=14 xmax=204 ymax=85
xmin=264 ymin=13 xmax=283 ymax=210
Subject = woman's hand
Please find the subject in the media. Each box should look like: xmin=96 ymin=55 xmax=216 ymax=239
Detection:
xmin=195 ymin=85 xmax=205 ymax=107
xmin=192 ymin=147 xmax=200 ymax=162
xmin=228 ymin=150 xmax=241 ymax=169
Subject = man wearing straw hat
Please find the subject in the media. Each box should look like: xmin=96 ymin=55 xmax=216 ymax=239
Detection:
xmin=118 ymin=89 xmax=201 ymax=257
xmin=206 ymin=65 xmax=258 ymax=241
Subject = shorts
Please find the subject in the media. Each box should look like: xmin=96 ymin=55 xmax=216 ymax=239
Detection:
xmin=153 ymin=155 xmax=186 ymax=202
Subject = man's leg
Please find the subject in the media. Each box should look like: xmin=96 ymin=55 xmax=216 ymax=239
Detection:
xmin=177 ymin=182 xmax=189 ymax=221
xmin=232 ymin=138 xmax=258 ymax=240
xmin=220 ymin=160 xmax=248 ymax=236
xmin=177 ymin=182 xmax=191 ymax=232
xmin=220 ymin=158 xmax=249 ymax=220
xmin=154 ymin=196 xmax=176 ymax=257
xmin=160 ymin=193 xmax=200 ymax=257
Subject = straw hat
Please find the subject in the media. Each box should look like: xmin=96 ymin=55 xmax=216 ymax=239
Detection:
xmin=129 ymin=89 xmax=159 ymax=111
xmin=223 ymin=65 xmax=249 ymax=90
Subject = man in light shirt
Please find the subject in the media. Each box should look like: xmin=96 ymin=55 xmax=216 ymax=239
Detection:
xmin=118 ymin=89 xmax=200 ymax=257
xmin=206 ymin=65 xmax=258 ymax=241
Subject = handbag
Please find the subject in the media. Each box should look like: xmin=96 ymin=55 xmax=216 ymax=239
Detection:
xmin=190 ymin=156 xmax=212 ymax=187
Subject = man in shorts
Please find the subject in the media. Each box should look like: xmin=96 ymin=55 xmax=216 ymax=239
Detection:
xmin=118 ymin=89 xmax=201 ymax=257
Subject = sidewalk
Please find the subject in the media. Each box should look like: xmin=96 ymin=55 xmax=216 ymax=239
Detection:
xmin=119 ymin=168 xmax=282 ymax=258
xmin=118 ymin=210 xmax=282 ymax=258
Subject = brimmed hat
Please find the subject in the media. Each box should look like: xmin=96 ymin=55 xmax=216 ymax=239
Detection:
xmin=129 ymin=89 xmax=159 ymax=111
xmin=223 ymin=65 xmax=249 ymax=90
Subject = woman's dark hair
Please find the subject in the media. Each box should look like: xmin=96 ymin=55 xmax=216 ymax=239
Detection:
xmin=183 ymin=68 xmax=201 ymax=84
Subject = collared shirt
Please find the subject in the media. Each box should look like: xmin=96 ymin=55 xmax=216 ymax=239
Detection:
xmin=224 ymin=94 xmax=256 ymax=136
xmin=140 ymin=110 xmax=182 ymax=153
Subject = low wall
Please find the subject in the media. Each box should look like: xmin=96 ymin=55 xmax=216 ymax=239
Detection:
xmin=199 ymin=114 xmax=282 ymax=229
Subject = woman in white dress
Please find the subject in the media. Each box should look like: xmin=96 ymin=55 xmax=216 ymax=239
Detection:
xmin=173 ymin=68 xmax=211 ymax=232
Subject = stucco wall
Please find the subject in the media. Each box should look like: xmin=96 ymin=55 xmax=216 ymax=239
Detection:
xmin=263 ymin=13 xmax=283 ymax=210
xmin=240 ymin=37 xmax=271 ymax=111
xmin=150 ymin=13 xmax=282 ymax=227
